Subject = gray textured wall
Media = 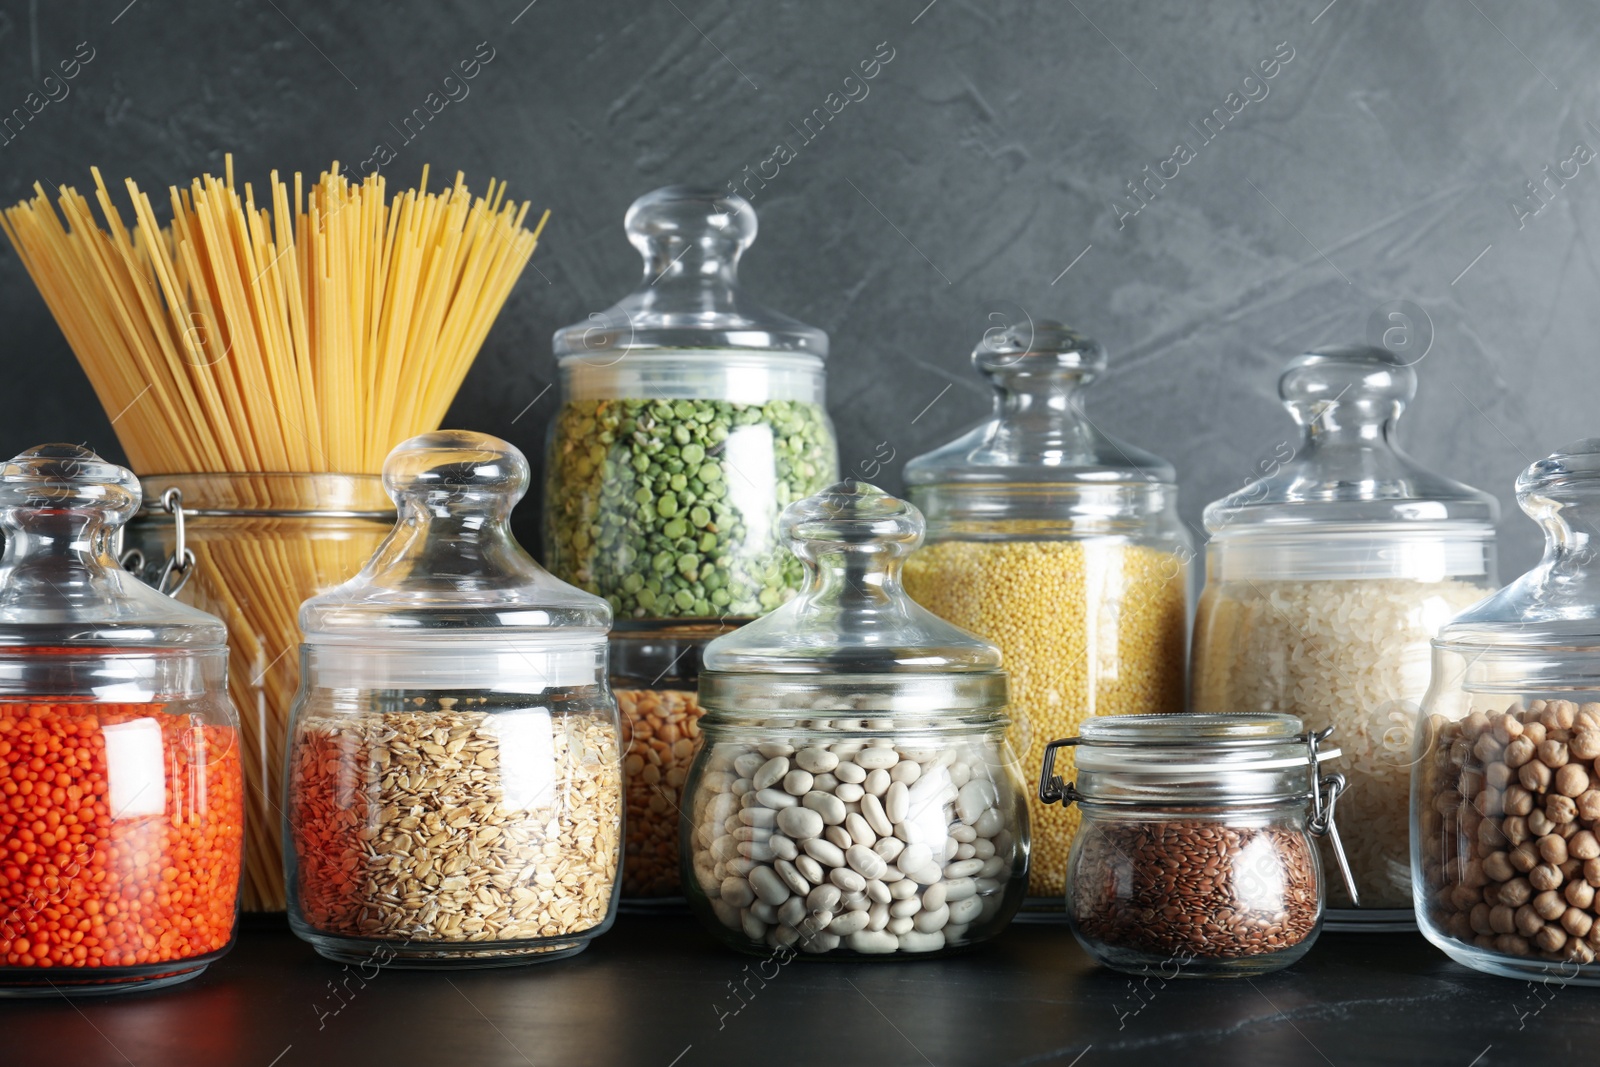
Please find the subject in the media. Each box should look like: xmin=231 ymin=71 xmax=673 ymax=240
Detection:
xmin=0 ymin=0 xmax=1592 ymax=578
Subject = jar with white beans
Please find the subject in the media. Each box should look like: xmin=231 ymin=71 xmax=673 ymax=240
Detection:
xmin=684 ymin=481 xmax=1029 ymax=957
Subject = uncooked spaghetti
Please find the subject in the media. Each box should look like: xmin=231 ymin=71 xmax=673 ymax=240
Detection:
xmin=2 ymin=160 xmax=546 ymax=909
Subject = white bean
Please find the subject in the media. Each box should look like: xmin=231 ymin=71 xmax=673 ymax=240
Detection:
xmin=742 ymin=911 xmax=767 ymax=941
xmin=943 ymin=876 xmax=977 ymax=901
xmin=897 ymin=843 xmax=933 ymax=876
xmin=861 ymin=793 xmax=893 ymax=837
xmin=973 ymin=808 xmax=1004 ymax=839
xmin=775 ymin=859 xmax=810 ymax=896
xmin=796 ymin=854 xmax=825 ymax=884
xmin=830 ymin=867 xmax=867 ymax=892
xmin=835 ymin=782 xmax=865 ymax=803
xmin=801 ymin=931 xmax=841 ymax=953
xmin=779 ymin=896 xmax=807 ymax=927
xmin=845 ymin=813 xmax=876 ymax=847
xmin=921 ymin=881 xmax=948 ymax=911
xmin=803 ymin=838 xmax=847 ymax=868
xmin=834 ymin=761 xmax=867 ymax=784
xmin=945 ymin=858 xmax=984 ymax=879
xmin=812 ymin=773 xmax=838 ymax=793
xmin=755 ymin=787 xmax=799 ymax=809
xmin=890 ymin=878 xmax=919 ymax=900
xmin=848 ymin=930 xmax=900 ymax=954
xmin=803 ymin=791 xmax=847 ymax=825
xmin=721 ymin=876 xmax=755 ymax=908
xmin=948 ymin=895 xmax=983 ymax=925
xmin=829 ymin=910 xmax=869 ymax=936
xmin=914 ymin=904 xmax=949 ymax=932
xmin=864 ymin=768 xmax=891 ymax=796
xmin=890 ymin=897 xmax=921 ymax=918
xmin=868 ymin=901 xmax=890 ymax=931
xmin=796 ymin=747 xmax=839 ymax=774
xmin=807 ymin=884 xmax=842 ymax=914
xmin=733 ymin=753 xmax=765 ymax=778
xmin=757 ymin=742 xmax=795 ymax=758
xmin=857 ymin=747 xmax=899 ymax=771
xmin=739 ymin=841 xmax=775 ymax=862
xmin=847 ymin=844 xmax=888 ymax=881
xmin=751 ymin=901 xmax=778 ymax=923
xmin=898 ymin=931 xmax=945 ymax=953
xmin=777 ymin=806 xmax=825 ymax=840
xmin=890 ymin=760 xmax=922 ymax=785
xmin=750 ymin=866 xmax=792 ymax=906
xmin=770 ymin=834 xmax=798 ymax=861
xmin=887 ymin=916 xmax=915 ymax=935
xmin=783 ymin=769 xmax=815 ymax=796
xmin=739 ymin=807 xmax=777 ymax=828
xmin=885 ymin=781 xmax=909 ymax=823
xmin=873 ymin=836 xmax=905 ymax=863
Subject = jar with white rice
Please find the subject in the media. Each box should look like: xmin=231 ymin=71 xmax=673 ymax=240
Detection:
xmin=1190 ymin=346 xmax=1497 ymax=929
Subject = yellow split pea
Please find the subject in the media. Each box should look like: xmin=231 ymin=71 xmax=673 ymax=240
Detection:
xmin=904 ymin=540 xmax=1188 ymax=896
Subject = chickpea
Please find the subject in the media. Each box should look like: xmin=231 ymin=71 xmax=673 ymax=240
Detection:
xmin=1580 ymin=789 xmax=1600 ymax=823
xmin=1547 ymin=794 xmax=1579 ymax=825
xmin=1564 ymin=907 xmax=1595 ymax=939
xmin=1463 ymin=858 xmax=1490 ymax=888
xmin=1534 ymin=889 xmax=1569 ymax=920
xmin=1561 ymin=859 xmax=1583 ymax=883
xmin=1520 ymin=760 xmax=1554 ymax=792
xmin=1528 ymin=809 xmax=1556 ymax=838
xmin=1489 ymin=904 xmax=1517 ymax=933
xmin=1571 ymin=729 xmax=1600 ymax=761
xmin=1504 ymin=736 xmax=1537 ymax=769
xmin=1581 ymin=702 xmax=1600 ymax=728
xmin=1473 ymin=734 xmax=1504 ymax=764
xmin=1565 ymin=939 xmax=1597 ymax=965
xmin=1446 ymin=913 xmax=1474 ymax=941
xmin=1461 ymin=767 xmax=1487 ymax=798
xmin=1452 ymin=884 xmax=1483 ymax=910
xmin=1535 ymin=923 xmax=1568 ymax=953
xmin=1474 ymin=934 xmax=1498 ymax=951
xmin=1483 ymin=851 xmax=1515 ymax=881
xmin=1556 ymin=700 xmax=1579 ymax=729
xmin=1433 ymin=789 xmax=1464 ymax=816
xmin=1515 ymin=904 xmax=1546 ymax=937
xmin=1474 ymin=788 xmax=1504 ymax=818
xmin=1503 ymin=815 xmax=1531 ymax=846
xmin=1463 ymin=710 xmax=1492 ymax=739
xmin=1586 ymin=856 xmax=1600 ymax=887
xmin=1469 ymin=902 xmax=1494 ymax=934
xmin=1561 ymin=819 xmax=1580 ymax=840
xmin=1510 ymin=842 xmax=1541 ymax=873
xmin=1527 ymin=699 xmax=1549 ymax=718
xmin=1539 ymin=834 xmax=1570 ymax=865
xmin=1566 ymin=879 xmax=1597 ymax=910
xmin=1558 ymin=763 xmax=1592 ymax=797
xmin=1494 ymin=713 xmax=1525 ymax=745
xmin=1530 ymin=862 xmax=1565 ymax=891
xmin=1540 ymin=739 xmax=1571 ymax=768
xmin=1524 ymin=721 xmax=1549 ymax=745
xmin=1497 ymin=877 xmax=1533 ymax=907
xmin=1478 ymin=817 xmax=1508 ymax=849
xmin=1494 ymin=933 xmax=1533 ymax=957
xmin=1503 ymin=785 xmax=1536 ymax=817
xmin=1571 ymin=830 xmax=1600 ymax=860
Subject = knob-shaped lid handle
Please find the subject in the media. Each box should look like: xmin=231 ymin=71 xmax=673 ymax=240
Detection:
xmin=0 ymin=443 xmax=140 ymax=529
xmin=625 ymin=185 xmax=756 ymax=279
xmin=382 ymin=430 xmax=529 ymax=517
xmin=1279 ymin=345 xmax=1416 ymax=430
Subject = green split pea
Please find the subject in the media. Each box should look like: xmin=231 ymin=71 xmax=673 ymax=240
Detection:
xmin=545 ymin=397 xmax=837 ymax=619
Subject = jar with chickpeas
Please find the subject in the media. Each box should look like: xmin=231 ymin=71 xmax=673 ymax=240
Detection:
xmin=902 ymin=319 xmax=1190 ymax=907
xmin=1415 ymin=440 xmax=1600 ymax=983
xmin=683 ymin=481 xmax=1029 ymax=956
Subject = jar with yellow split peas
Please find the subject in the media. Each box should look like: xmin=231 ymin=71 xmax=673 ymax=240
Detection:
xmin=902 ymin=319 xmax=1191 ymax=910
xmin=612 ymin=626 xmax=726 ymax=901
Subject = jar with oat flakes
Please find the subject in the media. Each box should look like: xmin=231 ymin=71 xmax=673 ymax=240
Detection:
xmin=284 ymin=431 xmax=622 ymax=967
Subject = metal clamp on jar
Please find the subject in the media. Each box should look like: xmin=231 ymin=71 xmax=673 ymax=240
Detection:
xmin=1038 ymin=714 xmax=1356 ymax=977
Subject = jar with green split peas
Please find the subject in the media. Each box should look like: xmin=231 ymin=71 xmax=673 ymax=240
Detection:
xmin=543 ymin=186 xmax=837 ymax=626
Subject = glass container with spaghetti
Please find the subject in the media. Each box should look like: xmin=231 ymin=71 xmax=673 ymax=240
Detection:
xmin=543 ymin=186 xmax=838 ymax=628
xmin=0 ymin=444 xmax=243 ymax=997
xmin=900 ymin=319 xmax=1191 ymax=909
xmin=285 ymin=431 xmax=622 ymax=967
xmin=1 ymin=159 xmax=546 ymax=910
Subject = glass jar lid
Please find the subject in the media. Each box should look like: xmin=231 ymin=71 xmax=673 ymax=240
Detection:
xmin=699 ymin=480 xmax=1006 ymax=712
xmin=552 ymin=186 xmax=827 ymax=362
xmin=0 ymin=444 xmax=225 ymax=649
xmin=299 ymin=431 xmax=610 ymax=686
xmin=1205 ymin=345 xmax=1497 ymax=531
xmin=904 ymin=318 xmax=1175 ymax=489
xmin=1438 ymin=439 xmax=1600 ymax=656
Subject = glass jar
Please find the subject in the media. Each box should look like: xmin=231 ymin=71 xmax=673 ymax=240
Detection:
xmin=684 ymin=481 xmax=1029 ymax=957
xmin=284 ymin=432 xmax=622 ymax=967
xmin=1041 ymin=714 xmax=1353 ymax=977
xmin=901 ymin=319 xmax=1190 ymax=905
xmin=124 ymin=473 xmax=392 ymax=911
xmin=543 ymin=186 xmax=838 ymax=624
xmin=612 ymin=627 xmax=724 ymax=902
xmin=1415 ymin=440 xmax=1600 ymax=983
xmin=1191 ymin=346 xmax=1497 ymax=928
xmin=0 ymin=445 xmax=243 ymax=996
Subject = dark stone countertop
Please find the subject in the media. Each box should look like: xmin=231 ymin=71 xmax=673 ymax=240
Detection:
xmin=1 ymin=913 xmax=1589 ymax=1067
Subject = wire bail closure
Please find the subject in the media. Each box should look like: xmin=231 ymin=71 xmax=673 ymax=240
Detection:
xmin=1035 ymin=722 xmax=1360 ymax=906
xmin=120 ymin=488 xmax=196 ymax=598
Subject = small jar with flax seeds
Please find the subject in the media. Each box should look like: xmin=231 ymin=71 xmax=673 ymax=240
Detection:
xmin=1039 ymin=714 xmax=1356 ymax=977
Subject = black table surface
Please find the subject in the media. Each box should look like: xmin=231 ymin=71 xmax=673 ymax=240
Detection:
xmin=3 ymin=913 xmax=1594 ymax=1067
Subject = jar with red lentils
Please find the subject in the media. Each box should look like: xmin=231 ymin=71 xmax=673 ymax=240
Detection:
xmin=903 ymin=319 xmax=1191 ymax=909
xmin=1416 ymin=440 xmax=1600 ymax=984
xmin=0 ymin=445 xmax=243 ymax=996
xmin=1040 ymin=714 xmax=1354 ymax=977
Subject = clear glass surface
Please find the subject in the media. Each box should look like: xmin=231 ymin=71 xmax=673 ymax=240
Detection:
xmin=543 ymin=187 xmax=837 ymax=624
xmin=1415 ymin=440 xmax=1600 ymax=983
xmin=0 ymin=445 xmax=242 ymax=995
xmin=1194 ymin=346 xmax=1498 ymax=921
xmin=900 ymin=320 xmax=1191 ymax=902
xmin=286 ymin=432 xmax=622 ymax=966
